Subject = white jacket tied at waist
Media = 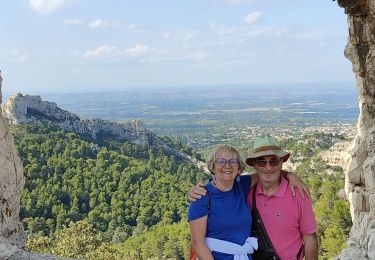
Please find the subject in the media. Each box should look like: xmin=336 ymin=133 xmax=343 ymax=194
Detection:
xmin=205 ymin=237 xmax=258 ymax=260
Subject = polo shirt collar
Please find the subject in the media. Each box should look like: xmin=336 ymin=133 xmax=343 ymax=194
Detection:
xmin=256 ymin=175 xmax=288 ymax=197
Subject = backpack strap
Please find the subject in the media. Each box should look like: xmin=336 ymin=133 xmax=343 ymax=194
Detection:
xmin=252 ymin=183 xmax=257 ymax=210
xmin=295 ymin=244 xmax=304 ymax=260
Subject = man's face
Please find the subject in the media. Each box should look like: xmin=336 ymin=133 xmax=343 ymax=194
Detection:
xmin=254 ymin=155 xmax=283 ymax=185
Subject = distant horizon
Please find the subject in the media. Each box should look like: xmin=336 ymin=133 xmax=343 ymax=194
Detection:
xmin=2 ymin=81 xmax=357 ymax=101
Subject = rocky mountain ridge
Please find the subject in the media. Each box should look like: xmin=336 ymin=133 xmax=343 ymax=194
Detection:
xmin=2 ymin=93 xmax=148 ymax=145
xmin=1 ymin=93 xmax=205 ymax=168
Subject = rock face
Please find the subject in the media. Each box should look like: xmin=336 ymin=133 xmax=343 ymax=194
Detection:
xmin=0 ymin=117 xmax=25 ymax=257
xmin=1 ymin=93 xmax=189 ymax=161
xmin=0 ymin=80 xmax=66 ymax=258
xmin=336 ymin=1 xmax=375 ymax=259
xmin=2 ymin=93 xmax=149 ymax=145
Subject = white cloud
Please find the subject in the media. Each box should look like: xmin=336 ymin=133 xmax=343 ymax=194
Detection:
xmin=210 ymin=0 xmax=257 ymax=5
xmin=83 ymin=44 xmax=150 ymax=59
xmin=89 ymin=19 xmax=110 ymax=29
xmin=63 ymin=18 xmax=83 ymax=25
xmin=83 ymin=45 xmax=118 ymax=59
xmin=123 ymin=45 xmax=150 ymax=56
xmin=82 ymin=44 xmax=208 ymax=64
xmin=11 ymin=49 xmax=28 ymax=62
xmin=28 ymin=0 xmax=76 ymax=14
xmin=243 ymin=11 xmax=262 ymax=24
xmin=210 ymin=23 xmax=244 ymax=35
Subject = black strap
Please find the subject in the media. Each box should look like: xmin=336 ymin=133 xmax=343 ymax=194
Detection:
xmin=252 ymin=184 xmax=276 ymax=249
xmin=252 ymin=183 xmax=257 ymax=210
xmin=295 ymin=244 xmax=303 ymax=260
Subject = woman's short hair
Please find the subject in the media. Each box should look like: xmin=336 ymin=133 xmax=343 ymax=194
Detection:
xmin=206 ymin=144 xmax=246 ymax=174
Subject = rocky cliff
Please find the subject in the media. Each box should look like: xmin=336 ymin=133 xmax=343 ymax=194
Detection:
xmin=336 ymin=1 xmax=375 ymax=259
xmin=1 ymin=93 xmax=194 ymax=163
xmin=0 ymin=76 xmax=66 ymax=259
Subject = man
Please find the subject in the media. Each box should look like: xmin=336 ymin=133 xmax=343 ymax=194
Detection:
xmin=245 ymin=134 xmax=318 ymax=260
xmin=189 ymin=135 xmax=318 ymax=259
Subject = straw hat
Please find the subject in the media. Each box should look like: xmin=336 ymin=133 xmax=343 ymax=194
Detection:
xmin=246 ymin=134 xmax=290 ymax=167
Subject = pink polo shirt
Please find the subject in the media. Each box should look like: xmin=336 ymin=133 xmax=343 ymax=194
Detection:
xmin=247 ymin=175 xmax=317 ymax=260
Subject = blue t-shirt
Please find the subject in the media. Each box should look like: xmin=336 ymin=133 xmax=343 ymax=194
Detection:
xmin=188 ymin=175 xmax=252 ymax=260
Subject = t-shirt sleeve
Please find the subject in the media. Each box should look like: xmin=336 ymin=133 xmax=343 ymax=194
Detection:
xmin=239 ymin=175 xmax=252 ymax=199
xmin=188 ymin=194 xmax=210 ymax=222
xmin=299 ymin=197 xmax=317 ymax=234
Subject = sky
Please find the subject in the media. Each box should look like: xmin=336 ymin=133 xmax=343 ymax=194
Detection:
xmin=0 ymin=0 xmax=354 ymax=95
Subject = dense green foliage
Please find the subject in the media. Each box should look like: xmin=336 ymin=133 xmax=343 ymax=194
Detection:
xmin=26 ymin=219 xmax=190 ymax=259
xmin=12 ymin=123 xmax=207 ymax=242
xmin=15 ymin=124 xmax=351 ymax=259
xmin=117 ymin=221 xmax=190 ymax=259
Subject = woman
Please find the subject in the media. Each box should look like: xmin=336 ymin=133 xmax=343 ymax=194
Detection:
xmin=188 ymin=144 xmax=257 ymax=259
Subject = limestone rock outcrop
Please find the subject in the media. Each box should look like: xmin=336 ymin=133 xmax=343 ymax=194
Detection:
xmin=2 ymin=93 xmax=149 ymax=145
xmin=336 ymin=0 xmax=375 ymax=259
xmin=321 ymin=140 xmax=352 ymax=167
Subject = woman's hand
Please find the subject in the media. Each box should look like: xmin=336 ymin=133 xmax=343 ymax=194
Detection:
xmin=190 ymin=216 xmax=214 ymax=260
xmin=188 ymin=182 xmax=207 ymax=202
xmin=283 ymin=171 xmax=311 ymax=199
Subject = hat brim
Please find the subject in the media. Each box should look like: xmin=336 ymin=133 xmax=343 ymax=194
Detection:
xmin=246 ymin=150 xmax=290 ymax=167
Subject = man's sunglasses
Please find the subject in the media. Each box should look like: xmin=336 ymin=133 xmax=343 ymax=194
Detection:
xmin=255 ymin=158 xmax=281 ymax=167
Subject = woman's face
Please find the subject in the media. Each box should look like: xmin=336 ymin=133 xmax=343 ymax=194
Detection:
xmin=213 ymin=151 xmax=240 ymax=182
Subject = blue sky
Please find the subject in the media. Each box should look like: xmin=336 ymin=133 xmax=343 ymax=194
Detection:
xmin=0 ymin=0 xmax=354 ymax=95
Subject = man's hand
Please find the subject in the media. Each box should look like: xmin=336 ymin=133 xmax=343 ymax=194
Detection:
xmin=188 ymin=182 xmax=207 ymax=202
xmin=283 ymin=171 xmax=311 ymax=199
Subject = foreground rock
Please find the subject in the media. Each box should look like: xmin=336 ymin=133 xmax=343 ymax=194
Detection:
xmin=0 ymin=75 xmax=66 ymax=259
xmin=336 ymin=0 xmax=375 ymax=259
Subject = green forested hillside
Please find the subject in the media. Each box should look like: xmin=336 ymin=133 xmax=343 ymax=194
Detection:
xmin=12 ymin=124 xmax=352 ymax=259
xmin=12 ymin=124 xmax=207 ymax=241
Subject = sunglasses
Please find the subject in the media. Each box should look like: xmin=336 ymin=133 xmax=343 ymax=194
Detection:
xmin=215 ymin=158 xmax=239 ymax=167
xmin=255 ymin=158 xmax=281 ymax=167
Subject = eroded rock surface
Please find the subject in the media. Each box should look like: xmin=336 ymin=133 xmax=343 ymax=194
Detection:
xmin=336 ymin=0 xmax=375 ymax=259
